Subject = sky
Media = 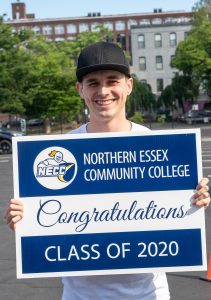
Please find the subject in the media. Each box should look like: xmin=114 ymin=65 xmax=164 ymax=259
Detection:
xmin=0 ymin=0 xmax=198 ymax=20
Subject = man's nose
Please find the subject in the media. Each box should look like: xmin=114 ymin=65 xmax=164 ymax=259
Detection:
xmin=97 ymin=85 xmax=110 ymax=96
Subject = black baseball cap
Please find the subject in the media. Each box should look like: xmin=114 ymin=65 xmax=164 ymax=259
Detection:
xmin=76 ymin=42 xmax=131 ymax=82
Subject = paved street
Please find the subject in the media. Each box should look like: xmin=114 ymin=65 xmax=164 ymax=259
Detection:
xmin=167 ymin=138 xmax=211 ymax=300
xmin=0 ymin=125 xmax=211 ymax=300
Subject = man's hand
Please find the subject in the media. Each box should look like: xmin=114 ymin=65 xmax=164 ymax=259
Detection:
xmin=4 ymin=199 xmax=24 ymax=230
xmin=193 ymin=178 xmax=210 ymax=208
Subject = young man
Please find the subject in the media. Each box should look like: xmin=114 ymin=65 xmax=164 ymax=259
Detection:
xmin=6 ymin=42 xmax=210 ymax=300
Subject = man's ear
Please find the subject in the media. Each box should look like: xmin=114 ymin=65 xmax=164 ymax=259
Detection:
xmin=126 ymin=77 xmax=133 ymax=96
xmin=76 ymin=82 xmax=84 ymax=98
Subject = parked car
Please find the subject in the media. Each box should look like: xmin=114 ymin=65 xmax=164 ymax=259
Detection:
xmin=2 ymin=119 xmax=22 ymax=129
xmin=27 ymin=119 xmax=44 ymax=127
xmin=178 ymin=110 xmax=211 ymax=124
xmin=0 ymin=130 xmax=25 ymax=154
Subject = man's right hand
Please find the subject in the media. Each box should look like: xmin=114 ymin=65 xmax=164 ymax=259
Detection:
xmin=4 ymin=199 xmax=24 ymax=230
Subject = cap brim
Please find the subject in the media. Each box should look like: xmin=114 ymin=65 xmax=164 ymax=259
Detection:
xmin=76 ymin=64 xmax=131 ymax=82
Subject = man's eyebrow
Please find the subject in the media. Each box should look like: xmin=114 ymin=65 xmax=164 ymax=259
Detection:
xmin=85 ymin=77 xmax=98 ymax=83
xmin=84 ymin=74 xmax=122 ymax=83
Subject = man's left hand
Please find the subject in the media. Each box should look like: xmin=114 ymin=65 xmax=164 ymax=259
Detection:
xmin=193 ymin=177 xmax=210 ymax=208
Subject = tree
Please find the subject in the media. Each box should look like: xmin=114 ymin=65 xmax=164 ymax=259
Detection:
xmin=0 ymin=22 xmax=35 ymax=115
xmin=173 ymin=0 xmax=211 ymax=97
xmin=192 ymin=0 xmax=211 ymax=25
xmin=0 ymin=21 xmax=116 ymax=129
xmin=0 ymin=17 xmax=19 ymax=50
xmin=126 ymin=74 xmax=155 ymax=117
xmin=27 ymin=26 xmax=113 ymax=124
xmin=23 ymin=37 xmax=82 ymax=123
xmin=158 ymin=74 xmax=199 ymax=112
xmin=157 ymin=85 xmax=174 ymax=110
xmin=59 ymin=25 xmax=113 ymax=66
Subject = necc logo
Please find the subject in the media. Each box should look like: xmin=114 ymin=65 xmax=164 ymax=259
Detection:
xmin=33 ymin=147 xmax=77 ymax=190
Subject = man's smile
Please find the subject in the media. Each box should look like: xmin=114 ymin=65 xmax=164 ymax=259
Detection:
xmin=94 ymin=99 xmax=116 ymax=105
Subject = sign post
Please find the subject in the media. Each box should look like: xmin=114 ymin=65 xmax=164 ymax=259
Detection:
xmin=12 ymin=129 xmax=207 ymax=278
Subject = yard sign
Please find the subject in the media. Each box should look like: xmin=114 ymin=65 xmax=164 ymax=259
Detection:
xmin=12 ymin=129 xmax=207 ymax=278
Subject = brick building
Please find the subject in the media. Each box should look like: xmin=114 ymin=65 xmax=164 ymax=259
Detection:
xmin=5 ymin=1 xmax=192 ymax=55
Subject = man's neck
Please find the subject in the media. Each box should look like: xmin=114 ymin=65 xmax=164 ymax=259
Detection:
xmin=86 ymin=118 xmax=132 ymax=133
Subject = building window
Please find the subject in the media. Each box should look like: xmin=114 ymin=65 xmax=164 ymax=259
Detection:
xmin=170 ymin=32 xmax=177 ymax=47
xmin=31 ymin=26 xmax=40 ymax=34
xmin=170 ymin=55 xmax=175 ymax=68
xmin=67 ymin=36 xmax=76 ymax=41
xmin=152 ymin=18 xmax=162 ymax=25
xmin=79 ymin=23 xmax=89 ymax=32
xmin=91 ymin=22 xmax=100 ymax=31
xmin=55 ymin=24 xmax=65 ymax=35
xmin=19 ymin=26 xmax=29 ymax=31
xmin=140 ymin=19 xmax=150 ymax=25
xmin=43 ymin=25 xmax=53 ymax=35
xmin=140 ymin=79 xmax=147 ymax=85
xmin=154 ymin=33 xmax=162 ymax=47
xmin=164 ymin=17 xmax=173 ymax=24
xmin=179 ymin=17 xmax=192 ymax=23
xmin=184 ymin=31 xmax=189 ymax=39
xmin=103 ymin=22 xmax=113 ymax=30
xmin=171 ymin=18 xmax=180 ymax=23
xmin=55 ymin=37 xmax=65 ymax=42
xmin=138 ymin=34 xmax=145 ymax=48
xmin=115 ymin=20 xmax=125 ymax=31
xmin=156 ymin=56 xmax=163 ymax=70
xmin=128 ymin=19 xmax=138 ymax=29
xmin=67 ymin=24 xmax=77 ymax=34
xmin=16 ymin=12 xmax=20 ymax=19
xmin=157 ymin=79 xmax=164 ymax=92
xmin=139 ymin=57 xmax=146 ymax=71
xmin=117 ymin=34 xmax=126 ymax=50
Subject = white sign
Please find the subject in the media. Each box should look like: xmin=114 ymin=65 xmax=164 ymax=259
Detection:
xmin=12 ymin=129 xmax=207 ymax=278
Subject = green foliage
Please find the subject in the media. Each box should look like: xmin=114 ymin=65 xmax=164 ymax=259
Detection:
xmin=156 ymin=115 xmax=166 ymax=124
xmin=158 ymin=75 xmax=199 ymax=111
xmin=127 ymin=74 xmax=155 ymax=117
xmin=61 ymin=25 xmax=114 ymax=65
xmin=157 ymin=85 xmax=173 ymax=109
xmin=0 ymin=20 xmax=19 ymax=50
xmin=0 ymin=22 xmax=113 ymax=122
xmin=129 ymin=112 xmax=144 ymax=124
xmin=172 ymin=0 xmax=211 ymax=97
xmin=192 ymin=0 xmax=211 ymax=25
xmin=0 ymin=23 xmax=35 ymax=115
xmin=23 ymin=37 xmax=82 ymax=120
xmin=173 ymin=23 xmax=211 ymax=75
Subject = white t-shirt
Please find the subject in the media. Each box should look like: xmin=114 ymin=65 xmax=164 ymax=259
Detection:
xmin=62 ymin=122 xmax=170 ymax=300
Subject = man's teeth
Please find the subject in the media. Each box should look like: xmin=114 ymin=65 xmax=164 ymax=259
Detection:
xmin=96 ymin=100 xmax=114 ymax=104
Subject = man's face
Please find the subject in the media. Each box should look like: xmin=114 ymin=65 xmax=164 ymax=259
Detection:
xmin=76 ymin=70 xmax=133 ymax=124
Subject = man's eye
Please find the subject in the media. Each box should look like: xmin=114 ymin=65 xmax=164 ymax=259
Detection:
xmin=88 ymin=82 xmax=97 ymax=86
xmin=109 ymin=80 xmax=118 ymax=84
